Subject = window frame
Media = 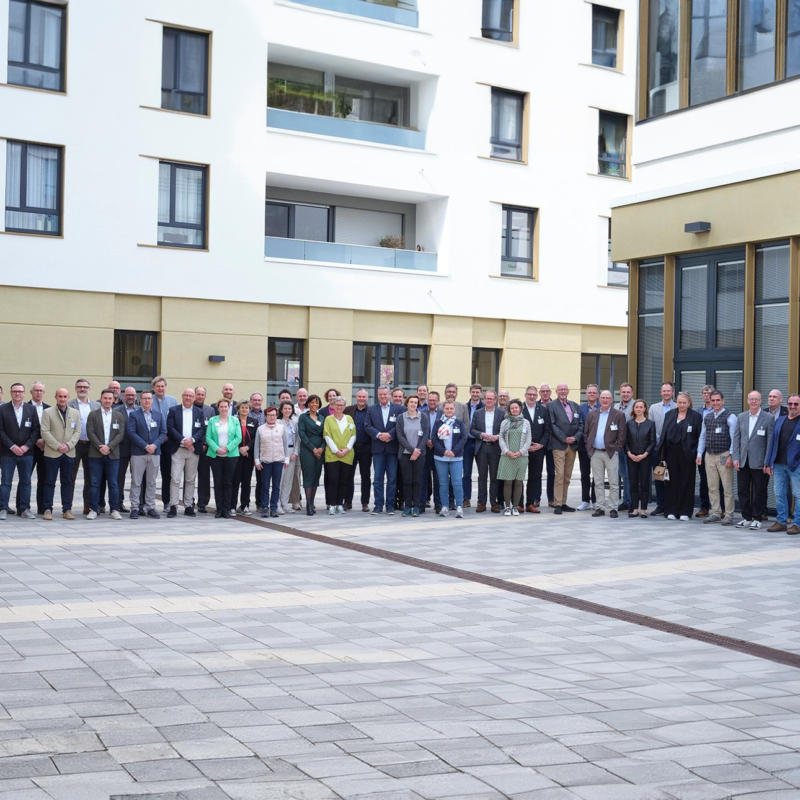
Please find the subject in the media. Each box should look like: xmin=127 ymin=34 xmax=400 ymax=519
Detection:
xmin=592 ymin=4 xmax=620 ymax=69
xmin=580 ymin=353 xmax=629 ymax=402
xmin=113 ymin=329 xmax=159 ymax=393
xmin=472 ymin=348 xmax=500 ymax=392
xmin=4 ymin=138 xmax=63 ymax=236
xmin=598 ymin=110 xmax=630 ymax=179
xmin=500 ymin=204 xmax=537 ymax=279
xmin=157 ymin=160 xmax=208 ymax=250
xmin=482 ymin=0 xmax=515 ymax=43
xmin=265 ymin=200 xmax=334 ymax=242
xmin=490 ymin=87 xmax=525 ymax=162
xmin=161 ymin=26 xmax=210 ymax=116
xmin=267 ymin=337 xmax=305 ymax=405
xmin=7 ymin=0 xmax=67 ymax=93
xmin=352 ymin=341 xmax=428 ymax=402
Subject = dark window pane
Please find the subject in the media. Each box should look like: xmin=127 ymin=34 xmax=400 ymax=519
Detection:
xmin=334 ymin=75 xmax=410 ymax=127
xmin=268 ymin=63 xmax=330 ymax=115
xmin=509 ymin=210 xmax=531 ymax=258
xmin=8 ymin=0 xmax=25 ymax=62
xmin=716 ymin=260 xmax=745 ymax=348
xmin=598 ymin=111 xmax=627 ymax=177
xmin=648 ymin=0 xmax=680 ymax=117
xmin=294 ymin=205 xmax=329 ymax=241
xmin=638 ymin=262 xmax=664 ymax=311
xmin=739 ymin=0 xmax=776 ymax=90
xmin=581 ymin=355 xmax=597 ymax=393
xmin=755 ymin=243 xmax=790 ymax=302
xmin=714 ymin=369 xmax=743 ymax=412
xmin=690 ymin=0 xmax=727 ymax=105
xmin=598 ymin=354 xmax=612 ymax=392
xmin=5 ymin=140 xmax=60 ymax=234
xmin=114 ymin=331 xmax=158 ymax=388
xmin=754 ymin=304 xmax=789 ymax=405
xmin=680 ymin=264 xmax=708 ymax=349
xmin=157 ymin=162 xmax=206 ymax=248
xmin=501 ymin=206 xmax=534 ymax=277
xmin=265 ymin=204 xmax=290 ymax=238
xmin=637 ymin=314 xmax=664 ymax=405
xmin=7 ymin=0 xmax=64 ymax=91
xmin=162 ymin=30 xmax=176 ymax=91
xmin=161 ymin=27 xmax=208 ymax=115
xmin=473 ymin=349 xmax=498 ymax=391
xmin=592 ymin=5 xmax=619 ymax=68
xmin=491 ymin=89 xmax=523 ymax=161
xmin=268 ymin=339 xmax=303 ymax=404
xmin=28 ymin=1 xmax=61 ymax=68
xmin=788 ymin=0 xmax=800 ymax=77
xmin=482 ymin=0 xmax=514 ymax=42
xmin=174 ymin=167 xmax=203 ymax=225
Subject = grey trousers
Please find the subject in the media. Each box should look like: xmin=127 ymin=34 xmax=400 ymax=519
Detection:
xmin=130 ymin=454 xmax=159 ymax=512
xmin=170 ymin=448 xmax=199 ymax=508
xmin=590 ymin=450 xmax=619 ymax=511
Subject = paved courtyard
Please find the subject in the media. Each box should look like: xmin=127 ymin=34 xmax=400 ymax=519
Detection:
xmin=1 ymin=476 xmax=800 ymax=799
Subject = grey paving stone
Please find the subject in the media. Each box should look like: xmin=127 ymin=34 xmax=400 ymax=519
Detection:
xmin=52 ymin=751 xmax=124 ymax=774
xmin=123 ymin=758 xmax=205 ymax=781
xmin=0 ymin=756 xmax=57 ymax=779
xmin=535 ymin=763 xmax=628 ymax=787
xmin=192 ymin=756 xmax=273 ymax=780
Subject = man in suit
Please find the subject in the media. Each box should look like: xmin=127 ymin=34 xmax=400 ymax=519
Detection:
xmin=767 ymin=389 xmax=789 ymax=422
xmin=461 ymin=383 xmax=484 ymax=508
xmin=16 ymin=381 xmax=49 ymax=516
xmin=151 ymin=376 xmax=178 ymax=511
xmin=68 ymin=379 xmax=101 ymax=514
xmin=116 ymin=386 xmax=138 ymax=512
xmin=86 ymin=389 xmax=126 ymax=520
xmin=193 ymin=386 xmax=215 ymax=513
xmin=538 ymin=384 xmax=557 ymax=507
xmin=41 ymin=388 xmax=82 ymax=520
xmin=614 ymin=382 xmax=634 ymax=511
xmin=577 ymin=384 xmax=600 ymax=511
xmin=127 ymin=389 xmax=168 ymax=519
xmin=522 ymin=385 xmax=550 ymax=514
xmin=584 ymin=390 xmax=627 ymax=518
xmin=345 ymin=388 xmax=372 ymax=512
xmin=0 ymin=383 xmax=40 ymax=520
xmin=166 ymin=388 xmax=206 ymax=518
xmin=548 ymin=383 xmax=583 ymax=515
xmin=422 ymin=391 xmax=441 ymax=513
xmin=765 ymin=394 xmax=800 ymax=534
xmin=470 ymin=390 xmax=504 ymax=513
xmin=733 ymin=390 xmax=774 ymax=530
xmin=648 ymin=382 xmax=677 ymax=516
xmin=365 ymin=385 xmax=403 ymax=515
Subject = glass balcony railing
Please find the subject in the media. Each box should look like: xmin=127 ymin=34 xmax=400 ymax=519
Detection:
xmin=286 ymin=0 xmax=419 ymax=27
xmin=265 ymin=236 xmax=437 ymax=272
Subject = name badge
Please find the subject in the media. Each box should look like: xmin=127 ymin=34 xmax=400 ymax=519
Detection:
xmin=389 ymin=416 xmax=397 ymax=422
xmin=757 ymin=428 xmax=766 ymax=436
xmin=796 ymin=435 xmax=800 ymax=442
xmin=715 ymin=427 xmax=722 ymax=434
xmin=112 ymin=423 xmax=120 ymax=430
xmin=315 ymin=420 xmax=321 ymax=427
xmin=538 ymin=417 xmax=544 ymax=424
xmin=195 ymin=421 xmax=201 ymax=428
xmin=216 ymin=422 xmax=223 ymax=427
xmin=610 ymin=424 xmax=618 ymax=431
xmin=349 ymin=423 xmax=354 ymax=430
xmin=687 ymin=425 xmax=692 ymax=432
xmin=70 ymin=422 xmax=77 ymax=428
xmin=150 ymin=421 xmax=157 ymax=428
xmin=24 ymin=420 xmax=32 ymax=427
xmin=247 ymin=422 xmax=255 ymax=427
xmin=418 ymin=430 xmax=423 ymax=436
xmin=453 ymin=428 xmax=461 ymax=434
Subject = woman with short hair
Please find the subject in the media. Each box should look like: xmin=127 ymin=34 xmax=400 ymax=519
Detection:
xmin=254 ymin=406 xmax=287 ymax=519
xmin=323 ymin=396 xmax=355 ymax=514
xmin=433 ymin=400 xmax=467 ymax=518
xmin=206 ymin=399 xmax=243 ymax=519
xmin=396 ymin=394 xmax=430 ymax=516
xmin=497 ymin=399 xmax=531 ymax=516
xmin=298 ymin=394 xmax=325 ymax=515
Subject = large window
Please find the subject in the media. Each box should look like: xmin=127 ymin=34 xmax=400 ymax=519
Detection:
xmin=265 ymin=201 xmax=331 ymax=242
xmin=162 ymin=27 xmax=209 ymax=115
xmin=473 ymin=349 xmax=500 ymax=392
xmin=268 ymin=63 xmax=410 ymax=128
xmin=490 ymin=88 xmax=524 ymax=161
xmin=268 ymin=339 xmax=304 ymax=405
xmin=5 ymin=139 xmax=62 ymax=235
xmin=158 ymin=161 xmax=207 ymax=249
xmin=7 ymin=0 xmax=65 ymax=92
xmin=581 ymin=354 xmax=629 ymax=402
xmin=482 ymin=0 xmax=514 ymax=42
xmin=501 ymin=205 xmax=535 ymax=278
xmin=598 ymin=111 xmax=628 ymax=178
xmin=637 ymin=261 xmax=664 ymax=405
xmin=643 ymin=0 xmax=799 ymax=118
xmin=754 ymin=242 xmax=790 ymax=404
xmin=592 ymin=5 xmax=619 ymax=68
xmin=114 ymin=331 xmax=158 ymax=393
xmin=353 ymin=343 xmax=426 ymax=403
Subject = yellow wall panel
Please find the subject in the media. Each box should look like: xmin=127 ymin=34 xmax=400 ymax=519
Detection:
xmin=267 ymin=305 xmax=308 ymax=338
xmin=308 ymin=308 xmax=354 ymax=341
xmin=115 ymin=294 xmax=162 ymax=331
xmin=427 ymin=344 xmax=472 ymax=394
xmin=159 ymin=332 xmax=267 ymax=385
xmin=354 ymin=310 xmax=433 ymax=344
xmin=0 ymin=287 xmax=114 ymax=328
xmin=581 ymin=325 xmax=628 ymax=354
xmin=472 ymin=317 xmax=505 ymax=348
xmin=505 ymin=320 xmax=582 ymax=351
xmin=162 ymin=297 xmax=269 ymax=336
xmin=432 ymin=315 xmax=472 ymax=346
xmin=501 ymin=348 xmax=582 ymax=395
xmin=307 ymin=338 xmax=352 ymax=385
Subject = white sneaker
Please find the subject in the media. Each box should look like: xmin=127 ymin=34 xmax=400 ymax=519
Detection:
xmin=86 ymin=510 xmax=98 ymax=520
xmin=337 ymin=505 xmax=345 ymax=514
xmin=230 ymin=509 xmax=237 ymax=518
xmin=511 ymin=507 xmax=520 ymax=516
xmin=735 ymin=519 xmax=749 ymax=528
xmin=503 ymin=507 xmax=512 ymax=516
xmin=750 ymin=520 xmax=762 ymax=529
xmin=439 ymin=507 xmax=449 ymax=517
xmin=0 ymin=510 xmax=7 ymax=520
xmin=577 ymin=501 xmax=591 ymax=511
xmin=277 ymin=506 xmax=286 ymax=515
xmin=679 ymin=515 xmax=690 ymax=522
xmin=242 ymin=506 xmax=252 ymax=517
xmin=455 ymin=506 xmax=463 ymax=518
xmin=110 ymin=510 xmax=122 ymax=520
xmin=21 ymin=509 xmax=36 ymax=519
xmin=667 ymin=514 xmax=677 ymax=521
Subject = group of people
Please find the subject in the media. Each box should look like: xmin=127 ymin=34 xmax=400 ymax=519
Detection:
xmin=0 ymin=378 xmax=798 ymax=531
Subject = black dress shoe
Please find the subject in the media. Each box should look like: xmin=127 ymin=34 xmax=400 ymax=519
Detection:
xmin=222 ymin=511 xmax=230 ymax=519
xmin=197 ymin=506 xmax=208 ymax=514
xmin=610 ymin=510 xmax=618 ymax=518
xmin=628 ymin=511 xmax=637 ymax=518
xmin=651 ymin=507 xmax=664 ymax=516
xmin=214 ymin=511 xmax=223 ymax=518
xmin=138 ymin=507 xmax=145 ymax=515
xmin=167 ymin=506 xmax=178 ymax=518
xmin=129 ymin=509 xmax=139 ymax=519
xmin=554 ymin=506 xmax=563 ymax=515
xmin=561 ymin=505 xmax=576 ymax=512
xmin=146 ymin=509 xmax=160 ymax=519
xmin=184 ymin=507 xmax=196 ymax=517
xmin=592 ymin=509 xmax=605 ymax=517
xmin=306 ymin=505 xmax=314 ymax=516
xmin=618 ymin=503 xmax=629 ymax=511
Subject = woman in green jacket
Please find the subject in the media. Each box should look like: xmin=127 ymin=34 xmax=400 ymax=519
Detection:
xmin=297 ymin=394 xmax=325 ymax=515
xmin=323 ymin=396 xmax=356 ymax=515
xmin=206 ymin=398 xmax=243 ymax=519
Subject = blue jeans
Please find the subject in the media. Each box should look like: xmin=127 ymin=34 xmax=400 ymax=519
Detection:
xmin=0 ymin=453 xmax=33 ymax=512
xmin=44 ymin=454 xmax=75 ymax=512
xmin=773 ymin=463 xmax=800 ymax=525
xmin=618 ymin=451 xmax=631 ymax=506
xmin=89 ymin=456 xmax=120 ymax=512
xmin=462 ymin=439 xmax=476 ymax=501
xmin=436 ymin=458 xmax=463 ymax=510
xmin=372 ymin=451 xmax=398 ymax=511
xmin=260 ymin=461 xmax=284 ymax=513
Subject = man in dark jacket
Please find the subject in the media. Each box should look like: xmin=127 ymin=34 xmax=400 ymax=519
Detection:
xmin=0 ymin=383 xmax=40 ymax=519
xmin=584 ymin=391 xmax=627 ymax=518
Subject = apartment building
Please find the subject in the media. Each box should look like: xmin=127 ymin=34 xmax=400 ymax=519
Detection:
xmin=613 ymin=0 xmax=800 ymax=410
xmin=0 ymin=0 xmax=633 ymax=403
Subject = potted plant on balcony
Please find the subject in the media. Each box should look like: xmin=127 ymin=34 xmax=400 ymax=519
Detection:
xmin=378 ymin=234 xmax=405 ymax=249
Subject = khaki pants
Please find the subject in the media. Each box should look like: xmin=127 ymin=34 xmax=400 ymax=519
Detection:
xmin=170 ymin=448 xmax=199 ymax=509
xmin=705 ymin=450 xmax=734 ymax=518
xmin=590 ymin=450 xmax=619 ymax=511
xmin=130 ymin=454 xmax=159 ymax=512
xmin=552 ymin=448 xmax=577 ymax=507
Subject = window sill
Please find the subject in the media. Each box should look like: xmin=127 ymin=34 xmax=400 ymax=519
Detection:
xmin=138 ymin=243 xmax=209 ymax=252
xmin=0 ymin=82 xmax=66 ymax=96
xmin=469 ymin=36 xmax=519 ymax=49
xmin=587 ymin=171 xmax=631 ymax=182
xmin=478 ymin=155 xmax=528 ymax=166
xmin=140 ymin=105 xmax=210 ymax=119
xmin=489 ymin=273 xmax=537 ymax=282
xmin=599 ymin=283 xmax=628 ymax=290
xmin=264 ymin=256 xmax=445 ymax=277
xmin=579 ymin=62 xmax=623 ymax=75
xmin=0 ymin=229 xmax=63 ymax=239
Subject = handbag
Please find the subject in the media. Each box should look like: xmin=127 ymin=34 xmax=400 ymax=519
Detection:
xmin=653 ymin=461 xmax=669 ymax=481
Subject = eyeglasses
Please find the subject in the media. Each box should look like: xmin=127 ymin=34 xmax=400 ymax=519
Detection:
xmin=788 ymin=402 xmax=800 ymax=407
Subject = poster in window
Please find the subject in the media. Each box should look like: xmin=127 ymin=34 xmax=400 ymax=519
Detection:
xmin=285 ymin=360 xmax=300 ymax=386
xmin=380 ymin=364 xmax=394 ymax=386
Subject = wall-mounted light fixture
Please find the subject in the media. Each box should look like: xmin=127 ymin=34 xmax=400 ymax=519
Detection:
xmin=684 ymin=221 xmax=711 ymax=233
xmin=208 ymin=355 xmax=225 ymax=363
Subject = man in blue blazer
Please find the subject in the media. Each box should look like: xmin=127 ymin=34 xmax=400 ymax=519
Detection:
xmin=765 ymin=395 xmax=800 ymax=534
xmin=365 ymin=385 xmax=403 ymax=515
xmin=126 ymin=390 xmax=167 ymax=519
xmin=166 ymin=388 xmax=207 ymax=518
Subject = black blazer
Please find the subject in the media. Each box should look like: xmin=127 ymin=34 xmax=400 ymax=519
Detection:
xmin=116 ymin=405 xmax=138 ymax=458
xmin=470 ymin=407 xmax=505 ymax=453
xmin=625 ymin=418 xmax=656 ymax=457
xmin=547 ymin=399 xmax=583 ymax=451
xmin=658 ymin=408 xmax=703 ymax=463
xmin=522 ymin=402 xmax=550 ymax=449
xmin=167 ymin=404 xmax=207 ymax=454
xmin=0 ymin=402 xmax=39 ymax=456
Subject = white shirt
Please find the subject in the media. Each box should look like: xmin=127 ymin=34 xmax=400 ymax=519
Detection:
xmin=182 ymin=406 xmax=194 ymax=440
xmin=748 ymin=411 xmax=760 ymax=437
xmin=294 ymin=403 xmax=308 ymax=416
xmin=217 ymin=420 xmax=229 ymax=448
xmin=380 ymin=403 xmax=390 ymax=426
xmin=77 ymin=400 xmax=92 ymax=439
xmin=31 ymin=402 xmax=44 ymax=423
xmin=101 ymin=409 xmax=113 ymax=445
xmin=12 ymin=402 xmax=23 ymax=427
xmin=484 ymin=409 xmax=495 ymax=434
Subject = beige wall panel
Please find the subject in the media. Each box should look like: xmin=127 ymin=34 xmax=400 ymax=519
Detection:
xmin=0 ymin=287 xmax=114 ymax=328
xmin=114 ymin=295 xmax=162 ymax=331
xmin=501 ymin=348 xmax=582 ymax=395
xmin=432 ymin=315 xmax=473 ymax=346
xmin=354 ymin=310 xmax=433 ymax=344
xmin=307 ymin=338 xmax=352 ymax=385
xmin=308 ymin=307 xmax=354 ymax=341
xmin=162 ymin=297 xmax=269 ymax=336
xmin=159 ymin=332 xmax=267 ymax=385
xmin=581 ymin=325 xmax=628 ymax=354
xmin=613 ymin=171 xmax=800 ymax=262
xmin=267 ymin=305 xmax=309 ymax=338
xmin=427 ymin=344 xmax=472 ymax=394
xmin=472 ymin=318 xmax=505 ymax=348
xmin=0 ymin=323 xmax=112 ymax=377
xmin=505 ymin=320 xmax=582 ymax=352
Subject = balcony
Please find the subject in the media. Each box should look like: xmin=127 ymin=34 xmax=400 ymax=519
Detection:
xmin=265 ymin=237 xmax=437 ymax=272
xmin=285 ymin=0 xmax=419 ymax=27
